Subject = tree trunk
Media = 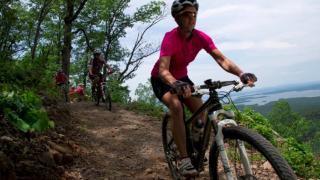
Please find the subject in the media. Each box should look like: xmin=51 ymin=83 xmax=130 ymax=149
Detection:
xmin=61 ymin=0 xmax=88 ymax=102
xmin=31 ymin=0 xmax=53 ymax=61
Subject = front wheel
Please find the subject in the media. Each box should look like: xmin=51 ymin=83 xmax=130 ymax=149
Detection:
xmin=103 ymin=85 xmax=112 ymax=111
xmin=209 ymin=126 xmax=297 ymax=180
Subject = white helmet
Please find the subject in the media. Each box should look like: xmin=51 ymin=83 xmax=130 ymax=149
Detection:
xmin=93 ymin=49 xmax=102 ymax=55
xmin=171 ymin=0 xmax=199 ymax=17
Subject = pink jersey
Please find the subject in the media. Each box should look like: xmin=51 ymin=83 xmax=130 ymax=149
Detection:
xmin=151 ymin=27 xmax=217 ymax=79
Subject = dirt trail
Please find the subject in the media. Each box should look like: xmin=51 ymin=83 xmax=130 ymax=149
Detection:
xmin=66 ymin=101 xmax=172 ymax=179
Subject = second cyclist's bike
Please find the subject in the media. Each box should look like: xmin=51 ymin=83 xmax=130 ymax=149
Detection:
xmin=162 ymin=79 xmax=297 ymax=180
xmin=92 ymin=74 xmax=112 ymax=111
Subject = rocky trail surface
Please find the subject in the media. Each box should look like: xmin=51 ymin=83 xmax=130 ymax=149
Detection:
xmin=65 ymin=101 xmax=173 ymax=179
xmin=2 ymin=100 xmax=291 ymax=180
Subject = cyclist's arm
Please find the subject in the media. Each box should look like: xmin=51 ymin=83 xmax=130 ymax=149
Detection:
xmin=88 ymin=66 xmax=94 ymax=76
xmin=159 ymin=56 xmax=192 ymax=97
xmin=88 ymin=59 xmax=93 ymax=75
xmin=98 ymin=57 xmax=110 ymax=72
xmin=209 ymin=49 xmax=243 ymax=77
xmin=158 ymin=56 xmax=176 ymax=85
xmin=104 ymin=62 xmax=112 ymax=72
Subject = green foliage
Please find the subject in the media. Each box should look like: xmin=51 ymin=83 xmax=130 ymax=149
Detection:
xmin=0 ymin=61 xmax=40 ymax=90
xmin=235 ymin=107 xmax=275 ymax=144
xmin=0 ymin=90 xmax=54 ymax=132
xmin=130 ymin=79 xmax=164 ymax=118
xmin=281 ymin=138 xmax=320 ymax=178
xmin=133 ymin=1 xmax=166 ymax=23
xmin=0 ymin=1 xmax=20 ymax=59
xmin=268 ymin=101 xmax=310 ymax=140
xmin=135 ymin=80 xmax=158 ymax=105
xmin=265 ymin=100 xmax=320 ymax=177
xmin=107 ymin=78 xmax=131 ymax=104
xmin=127 ymin=101 xmax=164 ymax=118
xmin=234 ymin=104 xmax=319 ymax=178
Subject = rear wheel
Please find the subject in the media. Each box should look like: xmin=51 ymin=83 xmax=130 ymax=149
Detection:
xmin=162 ymin=114 xmax=183 ymax=180
xmin=209 ymin=126 xmax=297 ymax=180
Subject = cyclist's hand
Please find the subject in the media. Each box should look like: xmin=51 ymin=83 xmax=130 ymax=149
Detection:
xmin=171 ymin=80 xmax=192 ymax=97
xmin=89 ymin=74 xmax=95 ymax=78
xmin=107 ymin=69 xmax=113 ymax=75
xmin=240 ymin=73 xmax=257 ymax=87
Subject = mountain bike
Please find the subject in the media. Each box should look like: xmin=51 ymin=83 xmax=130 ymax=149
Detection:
xmin=92 ymin=74 xmax=112 ymax=111
xmin=162 ymin=79 xmax=297 ymax=180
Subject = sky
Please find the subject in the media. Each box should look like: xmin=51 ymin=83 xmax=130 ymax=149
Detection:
xmin=122 ymin=0 xmax=320 ymax=98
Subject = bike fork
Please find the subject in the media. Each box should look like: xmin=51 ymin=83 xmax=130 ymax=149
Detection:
xmin=212 ymin=110 xmax=253 ymax=180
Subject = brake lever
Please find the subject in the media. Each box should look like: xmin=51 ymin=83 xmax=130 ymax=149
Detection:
xmin=233 ymin=82 xmax=246 ymax=92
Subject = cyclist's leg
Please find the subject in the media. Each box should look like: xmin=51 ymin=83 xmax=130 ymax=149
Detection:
xmin=180 ymin=76 xmax=206 ymax=123
xmin=90 ymin=76 xmax=99 ymax=102
xmin=162 ymin=93 xmax=198 ymax=176
xmin=151 ymin=76 xmax=198 ymax=176
xmin=91 ymin=81 xmax=96 ymax=97
xmin=184 ymin=97 xmax=206 ymax=123
xmin=95 ymin=75 xmax=102 ymax=97
xmin=162 ymin=92 xmax=188 ymax=158
xmin=151 ymin=76 xmax=189 ymax=158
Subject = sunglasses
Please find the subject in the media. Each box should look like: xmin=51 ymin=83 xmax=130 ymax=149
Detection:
xmin=179 ymin=11 xmax=197 ymax=18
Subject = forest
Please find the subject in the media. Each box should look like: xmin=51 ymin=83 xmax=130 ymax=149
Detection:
xmin=1 ymin=0 xmax=320 ymax=179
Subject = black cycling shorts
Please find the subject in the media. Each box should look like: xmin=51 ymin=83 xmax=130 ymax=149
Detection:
xmin=151 ymin=76 xmax=194 ymax=101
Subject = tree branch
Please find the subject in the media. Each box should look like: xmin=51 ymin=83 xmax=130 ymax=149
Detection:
xmin=70 ymin=0 xmax=88 ymax=23
xmin=73 ymin=28 xmax=93 ymax=51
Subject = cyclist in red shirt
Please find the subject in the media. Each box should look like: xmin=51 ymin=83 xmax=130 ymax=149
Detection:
xmin=55 ymin=69 xmax=68 ymax=102
xmin=69 ymin=83 xmax=85 ymax=101
xmin=55 ymin=69 xmax=67 ymax=86
xmin=150 ymin=0 xmax=257 ymax=177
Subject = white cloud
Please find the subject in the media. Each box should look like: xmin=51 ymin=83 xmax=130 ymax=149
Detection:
xmin=199 ymin=4 xmax=260 ymax=18
xmin=219 ymin=40 xmax=296 ymax=51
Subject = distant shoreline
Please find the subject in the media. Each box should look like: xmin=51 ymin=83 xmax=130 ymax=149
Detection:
xmin=233 ymin=81 xmax=320 ymax=106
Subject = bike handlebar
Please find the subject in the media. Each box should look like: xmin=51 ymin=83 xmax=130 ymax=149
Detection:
xmin=197 ymin=80 xmax=238 ymax=89
xmin=192 ymin=79 xmax=247 ymax=96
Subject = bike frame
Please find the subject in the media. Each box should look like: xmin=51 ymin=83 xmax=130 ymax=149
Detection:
xmin=183 ymin=88 xmax=252 ymax=179
xmin=93 ymin=74 xmax=108 ymax=101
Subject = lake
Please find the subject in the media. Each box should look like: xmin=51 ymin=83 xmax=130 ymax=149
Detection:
xmin=234 ymin=89 xmax=320 ymax=105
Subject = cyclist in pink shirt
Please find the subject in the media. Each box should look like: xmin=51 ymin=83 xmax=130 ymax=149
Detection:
xmin=150 ymin=0 xmax=257 ymax=177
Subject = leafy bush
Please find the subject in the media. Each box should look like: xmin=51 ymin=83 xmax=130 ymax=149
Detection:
xmin=127 ymin=101 xmax=164 ymax=118
xmin=107 ymin=79 xmax=131 ymax=104
xmin=235 ymin=107 xmax=275 ymax=144
xmin=0 ymin=90 xmax=54 ymax=132
xmin=281 ymin=137 xmax=319 ymax=178
xmin=234 ymin=106 xmax=320 ymax=178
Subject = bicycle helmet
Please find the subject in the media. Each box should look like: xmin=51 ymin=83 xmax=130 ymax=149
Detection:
xmin=171 ymin=0 xmax=199 ymax=17
xmin=93 ymin=49 xmax=102 ymax=55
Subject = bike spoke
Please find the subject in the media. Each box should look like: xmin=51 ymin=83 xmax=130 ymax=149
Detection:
xmin=162 ymin=115 xmax=183 ymax=179
xmin=216 ymin=139 xmax=280 ymax=180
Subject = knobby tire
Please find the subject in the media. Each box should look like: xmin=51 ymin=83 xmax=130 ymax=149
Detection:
xmin=103 ymin=85 xmax=112 ymax=111
xmin=162 ymin=114 xmax=183 ymax=180
xmin=209 ymin=126 xmax=297 ymax=180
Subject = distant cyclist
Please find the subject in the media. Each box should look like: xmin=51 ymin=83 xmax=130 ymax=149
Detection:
xmin=69 ymin=83 xmax=85 ymax=102
xmin=55 ymin=69 xmax=68 ymax=102
xmin=88 ymin=49 xmax=112 ymax=100
xmin=150 ymin=0 xmax=257 ymax=177
xmin=55 ymin=69 xmax=68 ymax=86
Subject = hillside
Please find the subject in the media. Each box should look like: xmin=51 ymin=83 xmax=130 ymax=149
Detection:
xmin=237 ymin=96 xmax=320 ymax=121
